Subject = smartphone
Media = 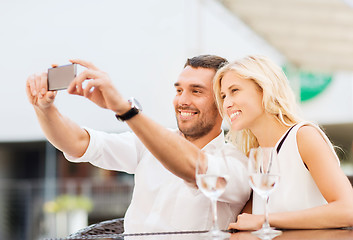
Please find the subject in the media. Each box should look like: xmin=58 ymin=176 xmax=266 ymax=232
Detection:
xmin=47 ymin=63 xmax=77 ymax=91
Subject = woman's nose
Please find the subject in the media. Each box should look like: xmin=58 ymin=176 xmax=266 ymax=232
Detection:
xmin=223 ymin=96 xmax=233 ymax=109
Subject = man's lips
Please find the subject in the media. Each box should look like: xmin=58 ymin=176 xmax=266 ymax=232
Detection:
xmin=178 ymin=109 xmax=198 ymax=119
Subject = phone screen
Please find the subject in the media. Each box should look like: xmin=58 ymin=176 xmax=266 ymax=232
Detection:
xmin=47 ymin=64 xmax=77 ymax=91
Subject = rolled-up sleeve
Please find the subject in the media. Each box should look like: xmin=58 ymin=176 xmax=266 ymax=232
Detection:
xmin=64 ymin=127 xmax=145 ymax=174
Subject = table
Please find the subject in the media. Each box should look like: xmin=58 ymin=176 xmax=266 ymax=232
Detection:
xmin=56 ymin=228 xmax=353 ymax=240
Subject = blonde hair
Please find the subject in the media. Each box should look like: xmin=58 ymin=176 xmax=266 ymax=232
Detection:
xmin=213 ymin=55 xmax=302 ymax=156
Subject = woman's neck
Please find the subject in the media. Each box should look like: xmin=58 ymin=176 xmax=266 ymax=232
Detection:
xmin=250 ymin=114 xmax=290 ymax=148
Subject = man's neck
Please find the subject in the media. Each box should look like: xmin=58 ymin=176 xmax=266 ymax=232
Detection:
xmin=184 ymin=128 xmax=222 ymax=149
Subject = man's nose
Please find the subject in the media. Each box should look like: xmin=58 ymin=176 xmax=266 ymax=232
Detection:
xmin=178 ymin=92 xmax=191 ymax=105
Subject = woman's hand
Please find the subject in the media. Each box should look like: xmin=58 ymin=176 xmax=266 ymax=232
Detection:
xmin=228 ymin=213 xmax=265 ymax=231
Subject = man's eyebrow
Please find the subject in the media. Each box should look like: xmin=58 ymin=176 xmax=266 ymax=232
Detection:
xmin=173 ymin=83 xmax=206 ymax=89
xmin=174 ymin=82 xmax=206 ymax=88
xmin=190 ymin=84 xmax=206 ymax=89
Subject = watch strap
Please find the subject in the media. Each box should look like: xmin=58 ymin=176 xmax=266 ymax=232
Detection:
xmin=115 ymin=107 xmax=140 ymax=121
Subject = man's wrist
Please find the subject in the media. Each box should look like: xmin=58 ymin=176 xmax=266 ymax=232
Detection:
xmin=115 ymin=97 xmax=142 ymax=122
xmin=34 ymin=104 xmax=56 ymax=114
xmin=114 ymin=101 xmax=132 ymax=116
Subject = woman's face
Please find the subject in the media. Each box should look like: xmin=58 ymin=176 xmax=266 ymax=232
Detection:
xmin=220 ymin=71 xmax=265 ymax=132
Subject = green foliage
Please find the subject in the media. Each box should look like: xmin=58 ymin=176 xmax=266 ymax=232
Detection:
xmin=44 ymin=194 xmax=93 ymax=213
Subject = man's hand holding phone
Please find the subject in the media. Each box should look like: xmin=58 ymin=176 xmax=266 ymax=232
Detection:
xmin=26 ymin=72 xmax=56 ymax=110
xmin=26 ymin=63 xmax=77 ymax=110
xmin=67 ymin=59 xmax=129 ymax=115
xmin=26 ymin=59 xmax=130 ymax=116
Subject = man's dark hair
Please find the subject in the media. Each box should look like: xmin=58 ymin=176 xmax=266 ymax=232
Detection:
xmin=184 ymin=54 xmax=228 ymax=71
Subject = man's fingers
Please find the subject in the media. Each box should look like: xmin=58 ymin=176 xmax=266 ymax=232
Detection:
xmin=82 ymin=80 xmax=97 ymax=98
xmin=26 ymin=73 xmax=57 ymax=107
xmin=25 ymin=77 xmax=36 ymax=104
xmin=44 ymin=91 xmax=57 ymax=103
xmin=77 ymin=69 xmax=103 ymax=81
xmin=40 ymin=72 xmax=48 ymax=94
xmin=70 ymin=59 xmax=99 ymax=71
xmin=68 ymin=69 xmax=102 ymax=94
xmin=67 ymin=83 xmax=83 ymax=96
xmin=26 ymin=74 xmax=37 ymax=96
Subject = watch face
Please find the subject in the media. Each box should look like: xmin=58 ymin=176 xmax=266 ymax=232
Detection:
xmin=129 ymin=97 xmax=142 ymax=111
xmin=116 ymin=97 xmax=142 ymax=121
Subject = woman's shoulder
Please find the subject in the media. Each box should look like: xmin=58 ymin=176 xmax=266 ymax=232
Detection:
xmin=297 ymin=123 xmax=321 ymax=137
xmin=295 ymin=122 xmax=327 ymax=143
xmin=295 ymin=121 xmax=339 ymax=165
xmin=281 ymin=122 xmax=323 ymax=146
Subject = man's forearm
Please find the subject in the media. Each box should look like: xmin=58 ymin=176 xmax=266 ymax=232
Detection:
xmin=34 ymin=105 xmax=89 ymax=158
xmin=126 ymin=113 xmax=199 ymax=183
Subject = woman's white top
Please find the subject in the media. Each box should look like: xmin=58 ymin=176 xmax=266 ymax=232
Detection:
xmin=253 ymin=121 xmax=340 ymax=214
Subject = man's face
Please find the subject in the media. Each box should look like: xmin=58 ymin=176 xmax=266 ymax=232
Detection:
xmin=173 ymin=66 xmax=222 ymax=140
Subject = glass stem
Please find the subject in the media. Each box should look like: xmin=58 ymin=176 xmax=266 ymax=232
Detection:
xmin=263 ymin=195 xmax=271 ymax=229
xmin=211 ymin=197 xmax=219 ymax=231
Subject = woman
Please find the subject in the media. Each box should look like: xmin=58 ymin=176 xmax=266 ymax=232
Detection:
xmin=213 ymin=55 xmax=353 ymax=230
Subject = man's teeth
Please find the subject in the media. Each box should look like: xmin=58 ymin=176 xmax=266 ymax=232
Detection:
xmin=230 ymin=111 xmax=240 ymax=119
xmin=180 ymin=112 xmax=195 ymax=116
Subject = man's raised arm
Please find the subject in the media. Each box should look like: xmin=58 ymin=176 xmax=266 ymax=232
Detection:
xmin=26 ymin=72 xmax=89 ymax=158
xmin=65 ymin=59 xmax=200 ymax=182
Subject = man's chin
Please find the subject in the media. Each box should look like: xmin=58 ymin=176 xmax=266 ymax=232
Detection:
xmin=178 ymin=125 xmax=207 ymax=139
xmin=178 ymin=124 xmax=194 ymax=134
xmin=177 ymin=121 xmax=196 ymax=131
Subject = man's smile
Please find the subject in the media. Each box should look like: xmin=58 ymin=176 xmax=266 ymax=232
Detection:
xmin=178 ymin=109 xmax=198 ymax=120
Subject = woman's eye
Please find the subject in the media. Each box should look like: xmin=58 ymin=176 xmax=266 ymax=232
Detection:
xmin=220 ymin=94 xmax=226 ymax=100
xmin=231 ymin=88 xmax=238 ymax=93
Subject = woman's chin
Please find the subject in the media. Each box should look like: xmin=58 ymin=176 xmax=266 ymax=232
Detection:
xmin=230 ymin=123 xmax=244 ymax=132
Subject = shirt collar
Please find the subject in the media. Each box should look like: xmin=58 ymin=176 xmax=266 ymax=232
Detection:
xmin=174 ymin=129 xmax=225 ymax=151
xmin=201 ymin=130 xmax=225 ymax=152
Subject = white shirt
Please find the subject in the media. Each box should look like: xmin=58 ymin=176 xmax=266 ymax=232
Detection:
xmin=65 ymin=128 xmax=251 ymax=233
xmin=253 ymin=122 xmax=339 ymax=214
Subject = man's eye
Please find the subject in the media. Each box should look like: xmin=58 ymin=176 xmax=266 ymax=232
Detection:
xmin=193 ymin=90 xmax=201 ymax=94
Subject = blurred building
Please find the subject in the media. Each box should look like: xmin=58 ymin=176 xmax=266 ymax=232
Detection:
xmin=0 ymin=0 xmax=353 ymax=239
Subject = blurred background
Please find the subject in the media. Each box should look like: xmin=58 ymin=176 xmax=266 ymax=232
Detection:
xmin=1 ymin=0 xmax=353 ymax=239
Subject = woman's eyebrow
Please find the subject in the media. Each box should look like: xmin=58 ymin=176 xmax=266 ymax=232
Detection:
xmin=226 ymin=84 xmax=239 ymax=90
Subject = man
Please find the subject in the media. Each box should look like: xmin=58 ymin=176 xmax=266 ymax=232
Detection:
xmin=26 ymin=55 xmax=250 ymax=233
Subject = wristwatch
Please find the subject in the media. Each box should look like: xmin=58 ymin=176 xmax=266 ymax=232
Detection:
xmin=115 ymin=97 xmax=142 ymax=121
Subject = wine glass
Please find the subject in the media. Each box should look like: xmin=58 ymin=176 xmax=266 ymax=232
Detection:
xmin=248 ymin=147 xmax=281 ymax=239
xmin=196 ymin=149 xmax=230 ymax=239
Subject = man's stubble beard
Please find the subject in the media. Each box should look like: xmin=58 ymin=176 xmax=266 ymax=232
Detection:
xmin=177 ymin=110 xmax=219 ymax=141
